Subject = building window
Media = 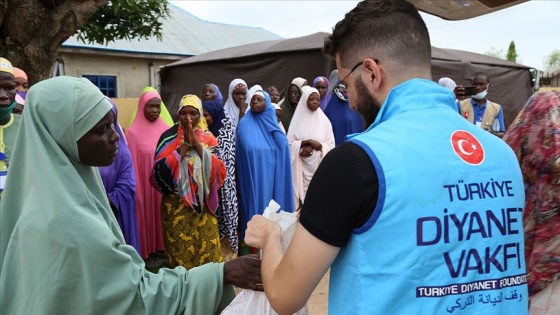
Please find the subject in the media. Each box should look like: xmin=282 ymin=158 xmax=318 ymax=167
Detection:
xmin=83 ymin=75 xmax=117 ymax=97
xmin=53 ymin=59 xmax=65 ymax=77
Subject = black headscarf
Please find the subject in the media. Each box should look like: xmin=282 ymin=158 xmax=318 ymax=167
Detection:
xmin=202 ymin=100 xmax=226 ymax=137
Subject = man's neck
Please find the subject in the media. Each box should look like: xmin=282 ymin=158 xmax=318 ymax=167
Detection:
xmin=474 ymin=98 xmax=486 ymax=106
xmin=0 ymin=115 xmax=11 ymax=126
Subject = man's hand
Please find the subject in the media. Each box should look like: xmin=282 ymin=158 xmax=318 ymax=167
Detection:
xmin=454 ymin=85 xmax=465 ymax=99
xmin=245 ymin=215 xmax=281 ymax=249
xmin=223 ymin=255 xmax=263 ymax=291
xmin=247 ymin=223 xmax=341 ymax=314
xmin=490 ymin=130 xmax=505 ymax=138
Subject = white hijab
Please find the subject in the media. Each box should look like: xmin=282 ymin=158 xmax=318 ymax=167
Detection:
xmin=247 ymin=84 xmax=263 ymax=106
xmin=223 ymin=78 xmax=248 ymax=129
xmin=287 ymin=86 xmax=335 ymax=206
xmin=438 ymin=77 xmax=457 ymax=90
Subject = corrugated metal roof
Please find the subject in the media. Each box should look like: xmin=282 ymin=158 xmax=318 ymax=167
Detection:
xmin=62 ymin=3 xmax=281 ymax=56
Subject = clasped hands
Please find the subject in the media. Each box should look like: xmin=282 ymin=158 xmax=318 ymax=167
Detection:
xmin=180 ymin=117 xmax=200 ymax=158
xmin=300 ymin=140 xmax=322 ymax=158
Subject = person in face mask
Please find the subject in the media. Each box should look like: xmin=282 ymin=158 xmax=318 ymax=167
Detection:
xmin=458 ymin=72 xmax=506 ymax=138
xmin=0 ymin=57 xmax=22 ymax=197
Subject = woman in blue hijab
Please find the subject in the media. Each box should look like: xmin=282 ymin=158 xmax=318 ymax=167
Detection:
xmin=324 ymin=70 xmax=365 ymax=145
xmin=236 ymin=89 xmax=294 ymax=255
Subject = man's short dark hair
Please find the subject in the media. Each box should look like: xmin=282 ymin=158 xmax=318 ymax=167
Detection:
xmin=472 ymin=72 xmax=490 ymax=84
xmin=323 ymin=0 xmax=431 ymax=72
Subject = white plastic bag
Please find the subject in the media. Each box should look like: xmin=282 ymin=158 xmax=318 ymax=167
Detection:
xmin=221 ymin=200 xmax=308 ymax=315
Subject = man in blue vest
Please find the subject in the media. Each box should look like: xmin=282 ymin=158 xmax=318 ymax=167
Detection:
xmin=245 ymin=0 xmax=528 ymax=314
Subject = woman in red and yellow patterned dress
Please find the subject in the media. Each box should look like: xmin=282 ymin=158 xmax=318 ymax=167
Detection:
xmin=151 ymin=94 xmax=226 ymax=269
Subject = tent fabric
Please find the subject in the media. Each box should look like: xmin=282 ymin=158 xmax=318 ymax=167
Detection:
xmin=166 ymin=33 xmax=326 ymax=66
xmin=410 ymin=0 xmax=528 ymax=21
xmin=161 ymin=32 xmax=533 ymax=128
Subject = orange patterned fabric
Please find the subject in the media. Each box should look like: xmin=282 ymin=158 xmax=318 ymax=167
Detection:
xmin=152 ymin=123 xmax=225 ymax=214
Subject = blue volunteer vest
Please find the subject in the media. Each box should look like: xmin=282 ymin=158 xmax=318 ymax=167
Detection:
xmin=330 ymin=79 xmax=527 ymax=314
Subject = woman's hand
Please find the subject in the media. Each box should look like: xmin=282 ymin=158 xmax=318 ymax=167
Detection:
xmin=239 ymin=101 xmax=248 ymax=113
xmin=239 ymin=101 xmax=249 ymax=120
xmin=183 ymin=118 xmax=201 ymax=147
xmin=307 ymin=140 xmax=322 ymax=151
xmin=299 ymin=145 xmax=313 ymax=158
xmin=223 ymin=254 xmax=263 ymax=291
xmin=180 ymin=118 xmax=200 ymax=159
xmin=182 ymin=117 xmax=195 ymax=145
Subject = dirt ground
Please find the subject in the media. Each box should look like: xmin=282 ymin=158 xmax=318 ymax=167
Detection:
xmin=307 ymin=271 xmax=329 ymax=314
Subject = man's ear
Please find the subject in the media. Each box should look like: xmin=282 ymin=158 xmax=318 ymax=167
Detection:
xmin=362 ymin=58 xmax=383 ymax=91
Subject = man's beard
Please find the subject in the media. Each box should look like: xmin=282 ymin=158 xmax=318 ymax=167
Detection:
xmin=354 ymin=76 xmax=381 ymax=129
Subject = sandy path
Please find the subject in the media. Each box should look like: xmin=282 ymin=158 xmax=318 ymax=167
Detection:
xmin=307 ymin=271 xmax=329 ymax=314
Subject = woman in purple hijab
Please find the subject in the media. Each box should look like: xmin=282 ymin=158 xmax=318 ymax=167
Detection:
xmin=98 ymin=99 xmax=141 ymax=253
xmin=313 ymin=76 xmax=330 ymax=111
xmin=201 ymin=83 xmax=224 ymax=105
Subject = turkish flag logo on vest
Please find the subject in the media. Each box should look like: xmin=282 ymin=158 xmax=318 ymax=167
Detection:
xmin=450 ymin=130 xmax=485 ymax=165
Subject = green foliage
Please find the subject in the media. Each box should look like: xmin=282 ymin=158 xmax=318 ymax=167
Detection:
xmin=506 ymin=41 xmax=517 ymax=62
xmin=1 ymin=37 xmax=22 ymax=60
xmin=484 ymin=47 xmax=504 ymax=59
xmin=543 ymin=49 xmax=560 ymax=71
xmin=76 ymin=0 xmax=169 ymax=45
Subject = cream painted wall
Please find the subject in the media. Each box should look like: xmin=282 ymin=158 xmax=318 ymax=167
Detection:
xmin=57 ymin=52 xmax=177 ymax=98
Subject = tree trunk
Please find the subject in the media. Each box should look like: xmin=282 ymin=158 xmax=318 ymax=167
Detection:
xmin=0 ymin=0 xmax=109 ymax=85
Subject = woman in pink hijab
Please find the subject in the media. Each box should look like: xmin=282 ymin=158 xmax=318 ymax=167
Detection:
xmin=125 ymin=89 xmax=170 ymax=259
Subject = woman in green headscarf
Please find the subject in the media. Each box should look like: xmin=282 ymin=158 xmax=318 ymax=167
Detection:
xmin=0 ymin=76 xmax=262 ymax=314
xmin=278 ymin=77 xmax=307 ymax=131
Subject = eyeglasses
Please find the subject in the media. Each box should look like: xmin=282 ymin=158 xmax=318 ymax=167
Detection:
xmin=333 ymin=61 xmax=363 ymax=101
xmin=333 ymin=59 xmax=378 ymax=101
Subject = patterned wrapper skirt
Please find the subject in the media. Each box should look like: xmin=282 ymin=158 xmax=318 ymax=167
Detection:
xmin=161 ymin=194 xmax=223 ymax=269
